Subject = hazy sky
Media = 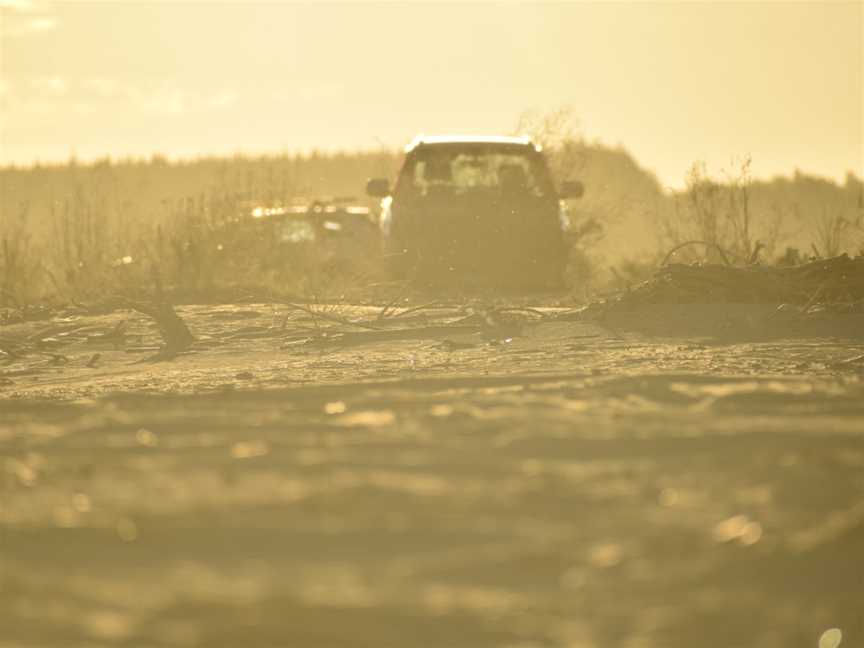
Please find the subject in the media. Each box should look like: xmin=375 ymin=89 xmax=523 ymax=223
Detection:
xmin=1 ymin=1 xmax=861 ymax=187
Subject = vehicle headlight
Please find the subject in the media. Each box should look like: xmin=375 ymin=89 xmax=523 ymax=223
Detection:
xmin=380 ymin=196 xmax=393 ymax=236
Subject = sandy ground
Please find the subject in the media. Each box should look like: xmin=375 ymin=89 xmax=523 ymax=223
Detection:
xmin=2 ymin=303 xmax=863 ymax=647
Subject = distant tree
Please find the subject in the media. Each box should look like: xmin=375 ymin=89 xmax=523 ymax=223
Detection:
xmin=513 ymin=107 xmax=666 ymax=291
xmin=514 ymin=106 xmax=585 ymax=182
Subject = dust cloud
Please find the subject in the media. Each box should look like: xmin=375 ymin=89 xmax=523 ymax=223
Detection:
xmin=2 ymin=3 xmax=864 ymax=648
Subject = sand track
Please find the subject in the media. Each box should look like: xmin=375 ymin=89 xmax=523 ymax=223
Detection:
xmin=2 ymin=303 xmax=863 ymax=647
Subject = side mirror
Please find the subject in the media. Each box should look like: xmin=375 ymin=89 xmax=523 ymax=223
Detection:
xmin=560 ymin=180 xmax=584 ymax=200
xmin=366 ymin=178 xmax=390 ymax=198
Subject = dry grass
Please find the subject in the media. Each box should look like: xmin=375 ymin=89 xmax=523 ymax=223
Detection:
xmin=2 ymin=144 xmax=863 ymax=309
xmin=0 ymin=151 xmax=399 ymax=307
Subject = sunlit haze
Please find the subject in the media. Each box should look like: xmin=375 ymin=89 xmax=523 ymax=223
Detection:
xmin=5 ymin=6 xmax=864 ymax=648
xmin=1 ymin=1 xmax=861 ymax=187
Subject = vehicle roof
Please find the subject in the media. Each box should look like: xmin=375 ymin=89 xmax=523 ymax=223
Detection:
xmin=405 ymin=134 xmax=539 ymax=153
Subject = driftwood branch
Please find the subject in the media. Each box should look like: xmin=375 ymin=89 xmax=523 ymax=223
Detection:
xmin=660 ymin=240 xmax=734 ymax=267
xmin=126 ymin=299 xmax=195 ymax=352
xmin=246 ymin=290 xmax=384 ymax=331
xmin=580 ymin=254 xmax=864 ymax=309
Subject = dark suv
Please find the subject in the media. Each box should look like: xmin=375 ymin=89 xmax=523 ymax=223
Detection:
xmin=366 ymin=135 xmax=582 ymax=288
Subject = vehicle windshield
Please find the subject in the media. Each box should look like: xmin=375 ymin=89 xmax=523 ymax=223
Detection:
xmin=405 ymin=147 xmax=553 ymax=197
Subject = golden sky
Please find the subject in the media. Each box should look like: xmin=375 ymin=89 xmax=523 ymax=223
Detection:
xmin=1 ymin=1 xmax=861 ymax=187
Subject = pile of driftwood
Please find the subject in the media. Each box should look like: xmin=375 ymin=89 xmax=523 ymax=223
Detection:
xmin=614 ymin=254 xmax=864 ymax=307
